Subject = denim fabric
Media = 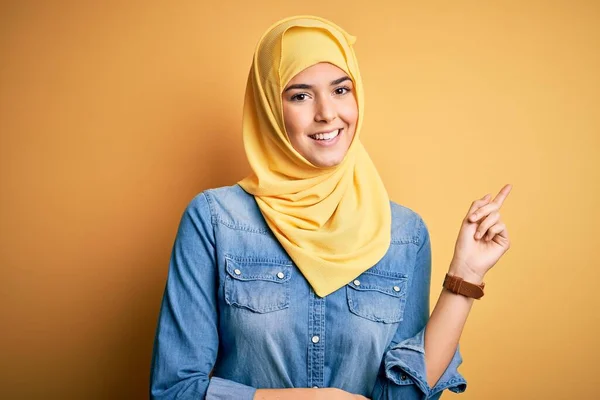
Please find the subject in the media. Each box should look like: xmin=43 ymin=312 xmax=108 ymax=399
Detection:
xmin=150 ymin=184 xmax=467 ymax=399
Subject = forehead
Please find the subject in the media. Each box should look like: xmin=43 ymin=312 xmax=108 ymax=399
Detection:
xmin=286 ymin=62 xmax=350 ymax=84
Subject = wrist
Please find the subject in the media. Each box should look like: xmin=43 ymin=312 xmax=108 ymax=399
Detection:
xmin=448 ymin=260 xmax=485 ymax=285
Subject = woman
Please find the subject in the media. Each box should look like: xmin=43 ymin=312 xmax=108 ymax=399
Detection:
xmin=150 ymin=15 xmax=512 ymax=400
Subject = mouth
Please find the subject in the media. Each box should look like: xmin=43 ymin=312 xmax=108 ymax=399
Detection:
xmin=308 ymin=128 xmax=342 ymax=142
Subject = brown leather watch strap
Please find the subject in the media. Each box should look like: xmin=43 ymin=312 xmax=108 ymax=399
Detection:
xmin=443 ymin=273 xmax=485 ymax=299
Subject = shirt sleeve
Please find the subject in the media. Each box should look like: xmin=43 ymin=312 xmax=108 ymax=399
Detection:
xmin=149 ymin=193 xmax=257 ymax=400
xmin=372 ymin=217 xmax=467 ymax=400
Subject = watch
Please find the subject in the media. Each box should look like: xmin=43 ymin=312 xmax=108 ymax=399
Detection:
xmin=443 ymin=273 xmax=485 ymax=299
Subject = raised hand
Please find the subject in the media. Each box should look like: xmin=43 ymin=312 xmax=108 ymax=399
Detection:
xmin=450 ymin=184 xmax=513 ymax=282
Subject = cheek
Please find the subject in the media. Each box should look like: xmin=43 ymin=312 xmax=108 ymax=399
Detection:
xmin=283 ymin=107 xmax=311 ymax=139
xmin=341 ymin=101 xmax=358 ymax=128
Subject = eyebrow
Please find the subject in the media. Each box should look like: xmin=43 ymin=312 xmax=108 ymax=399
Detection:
xmin=283 ymin=76 xmax=352 ymax=92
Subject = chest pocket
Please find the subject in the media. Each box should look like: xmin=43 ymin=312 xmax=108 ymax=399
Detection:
xmin=347 ymin=269 xmax=409 ymax=324
xmin=224 ymin=257 xmax=292 ymax=313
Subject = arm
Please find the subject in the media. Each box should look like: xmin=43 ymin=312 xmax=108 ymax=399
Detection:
xmin=373 ymin=218 xmax=466 ymax=400
xmin=424 ymin=262 xmax=479 ymax=388
xmin=149 ymin=193 xmax=256 ymax=400
xmin=425 ymin=186 xmax=512 ymax=392
xmin=254 ymin=388 xmax=368 ymax=400
xmin=378 ymin=187 xmax=512 ymax=399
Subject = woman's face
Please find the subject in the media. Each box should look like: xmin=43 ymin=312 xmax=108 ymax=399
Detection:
xmin=282 ymin=62 xmax=358 ymax=168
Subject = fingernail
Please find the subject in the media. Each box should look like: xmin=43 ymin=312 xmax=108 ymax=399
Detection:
xmin=475 ymin=232 xmax=481 ymax=239
xmin=470 ymin=214 xmax=477 ymax=221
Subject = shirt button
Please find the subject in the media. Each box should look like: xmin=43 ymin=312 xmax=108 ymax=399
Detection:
xmin=311 ymin=335 xmax=320 ymax=344
xmin=277 ymin=272 xmax=285 ymax=279
xmin=400 ymin=374 xmax=407 ymax=380
xmin=234 ymin=269 xmax=241 ymax=275
xmin=353 ymin=279 xmax=361 ymax=286
xmin=393 ymin=286 xmax=400 ymax=292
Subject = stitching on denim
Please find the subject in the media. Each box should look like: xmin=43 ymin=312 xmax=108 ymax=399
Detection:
xmin=202 ymin=190 xmax=218 ymax=227
xmin=391 ymin=236 xmax=419 ymax=245
xmin=431 ymin=377 xmax=467 ymax=395
xmin=229 ymin=299 xmax=290 ymax=314
xmin=214 ymin=216 xmax=271 ymax=234
xmin=362 ymin=268 xmax=409 ymax=279
xmin=226 ymin=299 xmax=289 ymax=313
xmin=308 ymin=292 xmax=315 ymax=387
xmin=224 ymin=254 xmax=293 ymax=265
xmin=348 ymin=283 xmax=406 ymax=297
xmin=394 ymin=343 xmax=425 ymax=354
xmin=311 ymin=294 xmax=326 ymax=387
xmin=417 ymin=217 xmax=426 ymax=247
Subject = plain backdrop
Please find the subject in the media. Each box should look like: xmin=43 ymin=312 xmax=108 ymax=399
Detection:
xmin=1 ymin=1 xmax=598 ymax=399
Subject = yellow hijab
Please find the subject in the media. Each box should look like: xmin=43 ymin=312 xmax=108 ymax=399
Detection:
xmin=238 ymin=15 xmax=391 ymax=297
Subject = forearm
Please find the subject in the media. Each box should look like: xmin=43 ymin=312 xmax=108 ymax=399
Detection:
xmin=423 ymin=262 xmax=483 ymax=388
xmin=254 ymin=388 xmax=316 ymax=400
xmin=254 ymin=387 xmax=363 ymax=400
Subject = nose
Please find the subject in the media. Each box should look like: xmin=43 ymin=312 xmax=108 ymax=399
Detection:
xmin=314 ymin=96 xmax=337 ymax=123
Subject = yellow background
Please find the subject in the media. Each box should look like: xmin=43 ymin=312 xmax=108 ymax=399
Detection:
xmin=1 ymin=1 xmax=598 ymax=399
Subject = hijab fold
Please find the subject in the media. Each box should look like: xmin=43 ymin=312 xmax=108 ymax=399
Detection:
xmin=238 ymin=15 xmax=391 ymax=297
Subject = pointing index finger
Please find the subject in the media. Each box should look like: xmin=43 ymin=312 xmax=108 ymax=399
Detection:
xmin=492 ymin=184 xmax=513 ymax=206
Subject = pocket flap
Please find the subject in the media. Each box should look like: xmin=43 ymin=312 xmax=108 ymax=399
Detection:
xmin=348 ymin=270 xmax=408 ymax=297
xmin=225 ymin=257 xmax=292 ymax=283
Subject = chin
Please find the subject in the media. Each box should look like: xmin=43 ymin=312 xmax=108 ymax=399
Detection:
xmin=312 ymin=156 xmax=344 ymax=168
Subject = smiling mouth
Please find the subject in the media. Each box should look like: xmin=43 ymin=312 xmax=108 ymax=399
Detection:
xmin=309 ymin=129 xmax=342 ymax=141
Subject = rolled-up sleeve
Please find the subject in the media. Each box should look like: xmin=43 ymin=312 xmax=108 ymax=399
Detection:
xmin=373 ymin=217 xmax=467 ymax=400
xmin=206 ymin=377 xmax=256 ymax=400
xmin=150 ymin=193 xmax=256 ymax=400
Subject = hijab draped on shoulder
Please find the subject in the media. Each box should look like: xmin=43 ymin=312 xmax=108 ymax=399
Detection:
xmin=238 ymin=15 xmax=391 ymax=297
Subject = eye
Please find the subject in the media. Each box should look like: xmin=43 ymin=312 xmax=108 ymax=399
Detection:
xmin=334 ymin=86 xmax=351 ymax=96
xmin=290 ymin=93 xmax=309 ymax=102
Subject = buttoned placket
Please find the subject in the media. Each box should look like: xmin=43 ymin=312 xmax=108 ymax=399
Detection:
xmin=307 ymin=288 xmax=326 ymax=389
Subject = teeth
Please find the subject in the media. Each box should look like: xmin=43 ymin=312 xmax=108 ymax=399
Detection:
xmin=311 ymin=129 xmax=340 ymax=141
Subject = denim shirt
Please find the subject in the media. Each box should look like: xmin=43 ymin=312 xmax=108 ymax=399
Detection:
xmin=150 ymin=184 xmax=467 ymax=399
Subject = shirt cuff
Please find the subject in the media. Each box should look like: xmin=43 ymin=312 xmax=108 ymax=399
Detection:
xmin=206 ymin=377 xmax=257 ymax=400
xmin=384 ymin=327 xmax=467 ymax=398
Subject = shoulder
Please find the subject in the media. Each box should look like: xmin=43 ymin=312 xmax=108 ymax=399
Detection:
xmin=185 ymin=183 xmax=269 ymax=233
xmin=186 ymin=183 xmax=251 ymax=209
xmin=389 ymin=200 xmax=429 ymax=248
